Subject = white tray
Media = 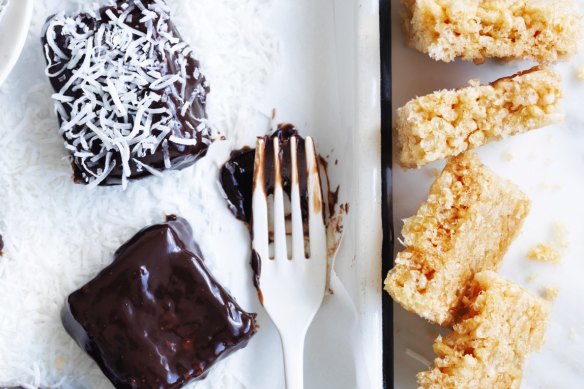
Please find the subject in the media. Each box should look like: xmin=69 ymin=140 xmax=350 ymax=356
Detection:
xmin=391 ymin=1 xmax=584 ymax=387
xmin=0 ymin=1 xmax=383 ymax=388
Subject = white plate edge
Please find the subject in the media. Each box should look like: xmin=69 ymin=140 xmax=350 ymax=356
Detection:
xmin=0 ymin=0 xmax=33 ymax=86
xmin=355 ymin=0 xmax=383 ymax=387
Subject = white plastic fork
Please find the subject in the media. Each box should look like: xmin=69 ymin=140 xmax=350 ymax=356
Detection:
xmin=252 ymin=135 xmax=327 ymax=389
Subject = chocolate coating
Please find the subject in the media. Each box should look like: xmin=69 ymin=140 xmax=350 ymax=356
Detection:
xmin=41 ymin=0 xmax=215 ymax=185
xmin=220 ymin=124 xmax=308 ymax=223
xmin=62 ymin=216 xmax=257 ymax=389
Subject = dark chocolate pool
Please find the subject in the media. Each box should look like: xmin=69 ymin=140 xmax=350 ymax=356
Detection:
xmin=220 ymin=123 xmax=309 ymax=224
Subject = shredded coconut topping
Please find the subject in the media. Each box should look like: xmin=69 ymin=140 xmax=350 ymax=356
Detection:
xmin=42 ymin=0 xmax=217 ymax=188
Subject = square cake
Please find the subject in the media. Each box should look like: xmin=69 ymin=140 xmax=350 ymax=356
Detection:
xmin=397 ymin=66 xmax=563 ymax=168
xmin=402 ymin=0 xmax=582 ymax=63
xmin=418 ymin=271 xmax=549 ymax=389
xmin=62 ymin=216 xmax=257 ymax=388
xmin=42 ymin=0 xmax=219 ymax=188
xmin=384 ymin=152 xmax=530 ymax=325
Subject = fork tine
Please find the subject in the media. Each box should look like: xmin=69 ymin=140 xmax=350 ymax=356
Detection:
xmin=272 ymin=138 xmax=288 ymax=261
xmin=305 ymin=136 xmax=327 ymax=260
xmin=290 ymin=136 xmax=305 ymax=260
xmin=252 ymin=138 xmax=269 ymax=260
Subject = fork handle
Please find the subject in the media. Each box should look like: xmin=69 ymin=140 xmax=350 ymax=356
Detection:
xmin=281 ymin=331 xmax=306 ymax=389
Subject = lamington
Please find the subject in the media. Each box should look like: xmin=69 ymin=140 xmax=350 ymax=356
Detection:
xmin=62 ymin=216 xmax=257 ymax=388
xmin=41 ymin=0 xmax=219 ymax=188
xmin=418 ymin=271 xmax=549 ymax=389
xmin=397 ymin=66 xmax=562 ymax=168
xmin=384 ymin=152 xmax=530 ymax=326
xmin=402 ymin=0 xmax=582 ymax=64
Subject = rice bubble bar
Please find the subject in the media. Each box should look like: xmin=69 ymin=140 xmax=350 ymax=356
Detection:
xmin=41 ymin=0 xmax=219 ymax=188
xmin=402 ymin=0 xmax=582 ymax=64
xmin=384 ymin=152 xmax=530 ymax=326
xmin=418 ymin=271 xmax=549 ymax=389
xmin=397 ymin=66 xmax=563 ymax=169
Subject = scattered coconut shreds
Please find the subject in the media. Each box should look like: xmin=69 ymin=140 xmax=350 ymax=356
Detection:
xmin=527 ymin=244 xmax=561 ymax=264
xmin=42 ymin=0 xmax=219 ymax=188
xmin=542 ymin=286 xmax=559 ymax=301
xmin=0 ymin=0 xmax=279 ymax=387
xmin=577 ymin=66 xmax=584 ymax=81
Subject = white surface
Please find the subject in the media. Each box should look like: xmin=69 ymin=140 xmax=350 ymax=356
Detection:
xmin=0 ymin=0 xmax=32 ymax=86
xmin=392 ymin=1 xmax=584 ymax=387
xmin=0 ymin=0 xmax=382 ymax=388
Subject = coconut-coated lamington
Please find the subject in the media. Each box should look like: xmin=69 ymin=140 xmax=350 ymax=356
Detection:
xmin=397 ymin=66 xmax=562 ymax=168
xmin=402 ymin=0 xmax=582 ymax=64
xmin=417 ymin=271 xmax=549 ymax=389
xmin=384 ymin=152 xmax=530 ymax=326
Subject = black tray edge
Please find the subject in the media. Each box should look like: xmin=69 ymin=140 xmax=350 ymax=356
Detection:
xmin=380 ymin=1 xmax=394 ymax=389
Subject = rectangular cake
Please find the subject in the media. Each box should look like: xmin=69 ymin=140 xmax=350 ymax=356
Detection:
xmin=62 ymin=216 xmax=257 ymax=388
xmin=417 ymin=271 xmax=549 ymax=389
xmin=397 ymin=66 xmax=562 ymax=168
xmin=384 ymin=152 xmax=530 ymax=325
xmin=41 ymin=0 xmax=219 ymax=188
xmin=402 ymin=0 xmax=582 ymax=63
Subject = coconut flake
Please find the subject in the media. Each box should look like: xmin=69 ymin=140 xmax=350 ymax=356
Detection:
xmin=169 ymin=135 xmax=198 ymax=146
xmin=42 ymin=0 xmax=215 ymax=188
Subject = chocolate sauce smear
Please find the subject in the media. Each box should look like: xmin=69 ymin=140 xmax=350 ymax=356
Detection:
xmin=220 ymin=124 xmax=344 ymax=296
xmin=220 ymin=124 xmax=308 ymax=223
xmin=62 ymin=216 xmax=257 ymax=389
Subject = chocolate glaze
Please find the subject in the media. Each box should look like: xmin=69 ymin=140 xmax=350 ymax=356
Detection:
xmin=0 ymin=235 xmax=3 ymax=255
xmin=250 ymin=250 xmax=262 ymax=303
xmin=220 ymin=124 xmax=308 ymax=224
xmin=41 ymin=0 xmax=214 ymax=185
xmin=319 ymin=156 xmax=340 ymax=217
xmin=62 ymin=216 xmax=257 ymax=389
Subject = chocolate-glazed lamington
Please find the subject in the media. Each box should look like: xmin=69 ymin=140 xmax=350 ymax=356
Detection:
xmin=62 ymin=216 xmax=257 ymax=389
xmin=41 ymin=0 xmax=219 ymax=188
